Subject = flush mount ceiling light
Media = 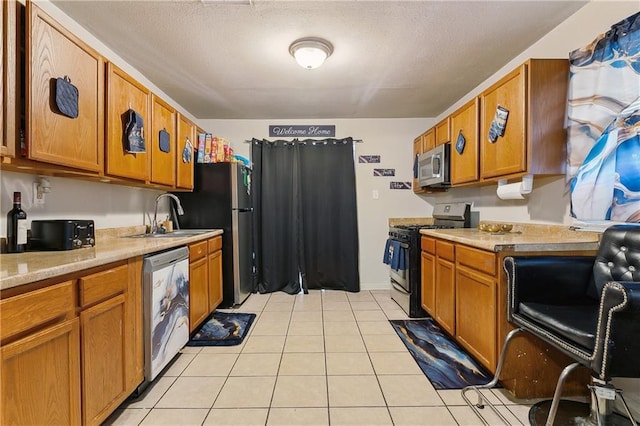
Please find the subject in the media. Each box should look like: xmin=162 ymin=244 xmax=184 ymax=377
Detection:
xmin=289 ymin=37 xmax=333 ymax=70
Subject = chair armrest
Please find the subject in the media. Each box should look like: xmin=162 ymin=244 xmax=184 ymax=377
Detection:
xmin=504 ymin=256 xmax=595 ymax=313
xmin=601 ymin=281 xmax=640 ymax=311
xmin=592 ymin=281 xmax=640 ymax=379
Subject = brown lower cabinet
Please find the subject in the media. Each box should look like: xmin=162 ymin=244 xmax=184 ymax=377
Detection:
xmin=420 ymin=239 xmax=436 ymax=316
xmin=208 ymin=240 xmax=223 ymax=309
xmin=1 ymin=317 xmax=81 ymax=425
xmin=421 ymin=235 xmax=594 ymax=398
xmin=189 ymin=236 xmax=224 ymax=333
xmin=434 ymin=240 xmax=455 ymax=335
xmin=0 ymin=258 xmax=143 ymax=426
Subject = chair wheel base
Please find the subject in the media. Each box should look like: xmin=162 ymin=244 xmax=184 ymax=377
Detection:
xmin=529 ymin=400 xmax=634 ymax=426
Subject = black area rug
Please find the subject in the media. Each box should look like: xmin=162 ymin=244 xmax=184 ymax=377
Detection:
xmin=187 ymin=311 xmax=256 ymax=346
xmin=390 ymin=318 xmax=494 ymax=389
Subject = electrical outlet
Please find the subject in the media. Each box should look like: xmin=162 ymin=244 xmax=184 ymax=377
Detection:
xmin=32 ymin=182 xmax=45 ymax=206
xmin=372 ymin=190 xmax=379 ymax=200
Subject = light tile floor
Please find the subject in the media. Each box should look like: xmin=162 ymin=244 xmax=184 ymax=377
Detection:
xmin=105 ymin=290 xmax=537 ymax=425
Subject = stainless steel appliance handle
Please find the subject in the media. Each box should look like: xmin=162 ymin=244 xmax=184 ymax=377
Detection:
xmin=432 ymin=153 xmax=441 ymax=177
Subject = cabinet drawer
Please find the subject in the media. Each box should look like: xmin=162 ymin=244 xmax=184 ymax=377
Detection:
xmin=208 ymin=236 xmax=222 ymax=253
xmin=456 ymin=245 xmax=496 ymax=275
xmin=1 ymin=280 xmax=75 ymax=341
xmin=436 ymin=240 xmax=455 ymax=261
xmin=190 ymin=241 xmax=207 ymax=261
xmin=79 ymin=264 xmax=128 ymax=308
xmin=421 ymin=237 xmax=435 ymax=254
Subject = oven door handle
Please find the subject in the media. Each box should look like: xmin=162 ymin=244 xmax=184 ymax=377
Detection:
xmin=395 ymin=242 xmax=409 ymax=249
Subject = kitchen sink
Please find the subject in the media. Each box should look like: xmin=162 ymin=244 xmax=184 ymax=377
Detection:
xmin=125 ymin=229 xmax=215 ymax=238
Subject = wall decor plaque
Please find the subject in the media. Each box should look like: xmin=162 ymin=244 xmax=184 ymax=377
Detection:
xmin=390 ymin=181 xmax=412 ymax=190
xmin=269 ymin=125 xmax=335 ymax=137
xmin=374 ymin=168 xmax=395 ymax=176
xmin=358 ymin=155 xmax=381 ymax=163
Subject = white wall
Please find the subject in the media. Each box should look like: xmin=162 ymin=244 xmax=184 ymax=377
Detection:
xmin=199 ymin=118 xmax=434 ymax=290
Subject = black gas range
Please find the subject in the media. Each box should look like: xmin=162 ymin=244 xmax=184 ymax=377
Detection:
xmin=387 ymin=202 xmax=474 ymax=317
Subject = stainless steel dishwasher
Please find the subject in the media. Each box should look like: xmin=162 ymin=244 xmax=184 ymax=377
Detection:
xmin=142 ymin=246 xmax=190 ymax=386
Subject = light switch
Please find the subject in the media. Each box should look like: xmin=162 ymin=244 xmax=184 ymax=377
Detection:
xmin=372 ymin=190 xmax=379 ymax=200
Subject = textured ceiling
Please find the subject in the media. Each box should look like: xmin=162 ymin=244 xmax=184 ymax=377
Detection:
xmin=51 ymin=0 xmax=587 ymax=119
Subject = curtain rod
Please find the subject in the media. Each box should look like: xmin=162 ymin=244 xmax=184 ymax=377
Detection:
xmin=244 ymin=139 xmax=363 ymax=143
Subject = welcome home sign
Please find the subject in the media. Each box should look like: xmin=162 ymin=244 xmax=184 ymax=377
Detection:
xmin=269 ymin=125 xmax=336 ymax=138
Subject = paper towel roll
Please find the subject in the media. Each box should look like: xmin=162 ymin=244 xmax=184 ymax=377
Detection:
xmin=497 ymin=182 xmax=525 ymax=200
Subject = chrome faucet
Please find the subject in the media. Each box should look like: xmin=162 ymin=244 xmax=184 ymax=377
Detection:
xmin=152 ymin=193 xmax=184 ymax=233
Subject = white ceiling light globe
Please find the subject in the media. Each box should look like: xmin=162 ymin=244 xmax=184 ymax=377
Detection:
xmin=289 ymin=38 xmax=333 ymax=70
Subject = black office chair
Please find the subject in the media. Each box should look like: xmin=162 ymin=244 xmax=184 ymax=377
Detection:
xmin=463 ymin=224 xmax=640 ymax=425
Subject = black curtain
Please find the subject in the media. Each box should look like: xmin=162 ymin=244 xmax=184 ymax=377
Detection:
xmin=251 ymin=139 xmax=301 ymax=294
xmin=298 ymin=139 xmax=359 ymax=292
xmin=252 ymin=137 xmax=360 ymax=294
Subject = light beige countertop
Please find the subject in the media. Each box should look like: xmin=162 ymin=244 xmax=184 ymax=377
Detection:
xmin=0 ymin=227 xmax=223 ymax=291
xmin=420 ymin=223 xmax=601 ymax=252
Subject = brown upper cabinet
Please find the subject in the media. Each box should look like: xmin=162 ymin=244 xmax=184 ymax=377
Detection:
xmin=26 ymin=2 xmax=104 ymax=172
xmin=150 ymin=95 xmax=176 ymax=187
xmin=1 ymin=0 xmax=18 ymax=159
xmin=2 ymin=1 xmax=208 ymax=192
xmin=422 ymin=128 xmax=435 ymax=152
xmin=176 ymin=114 xmax=196 ymax=190
xmin=105 ymin=63 xmax=150 ymax=182
xmin=434 ymin=117 xmax=450 ymax=146
xmin=480 ymin=59 xmax=568 ymax=180
xmin=450 ymin=98 xmax=480 ymax=185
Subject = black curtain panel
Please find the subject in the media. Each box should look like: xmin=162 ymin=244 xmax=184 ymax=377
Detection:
xmin=251 ymin=139 xmax=302 ymax=294
xmin=298 ymin=138 xmax=360 ymax=292
xmin=251 ymin=137 xmax=360 ymax=294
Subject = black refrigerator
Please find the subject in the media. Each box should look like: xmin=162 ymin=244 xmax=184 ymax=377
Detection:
xmin=172 ymin=162 xmax=253 ymax=308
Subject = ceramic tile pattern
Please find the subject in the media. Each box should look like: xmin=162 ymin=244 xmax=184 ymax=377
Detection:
xmin=105 ymin=290 xmax=536 ymax=425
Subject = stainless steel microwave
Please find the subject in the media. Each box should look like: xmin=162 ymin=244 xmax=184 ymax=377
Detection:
xmin=417 ymin=143 xmax=450 ymax=188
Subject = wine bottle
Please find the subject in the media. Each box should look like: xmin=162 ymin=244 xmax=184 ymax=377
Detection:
xmin=6 ymin=191 xmax=27 ymax=253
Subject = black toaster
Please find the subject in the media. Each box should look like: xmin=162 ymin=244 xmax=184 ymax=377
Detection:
xmin=30 ymin=220 xmax=95 ymax=251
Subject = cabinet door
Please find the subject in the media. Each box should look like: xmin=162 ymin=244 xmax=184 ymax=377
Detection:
xmin=422 ymin=128 xmax=435 ymax=152
xmin=176 ymin=113 xmax=195 ymax=190
xmin=80 ymin=295 xmax=127 ymax=426
xmin=455 ymin=266 xmax=497 ymax=370
xmin=434 ymin=117 xmax=450 ymax=146
xmin=420 ymin=251 xmax=436 ymax=316
xmin=150 ymin=95 xmax=176 ymax=186
xmin=480 ymin=64 xmax=526 ymax=179
xmin=189 ymin=256 xmax=209 ymax=332
xmin=1 ymin=0 xmax=3 ymax=154
xmin=208 ymin=250 xmax=223 ymax=311
xmin=435 ymin=257 xmax=455 ymax=335
xmin=105 ymin=63 xmax=150 ymax=181
xmin=1 ymin=0 xmax=17 ymax=158
xmin=450 ymin=98 xmax=480 ymax=185
xmin=126 ymin=257 xmax=144 ymax=392
xmin=27 ymin=3 xmax=103 ymax=172
xmin=1 ymin=318 xmax=81 ymax=426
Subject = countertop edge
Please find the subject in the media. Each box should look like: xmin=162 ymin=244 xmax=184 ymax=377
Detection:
xmin=419 ymin=228 xmax=600 ymax=252
xmin=0 ymin=230 xmax=223 ymax=291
